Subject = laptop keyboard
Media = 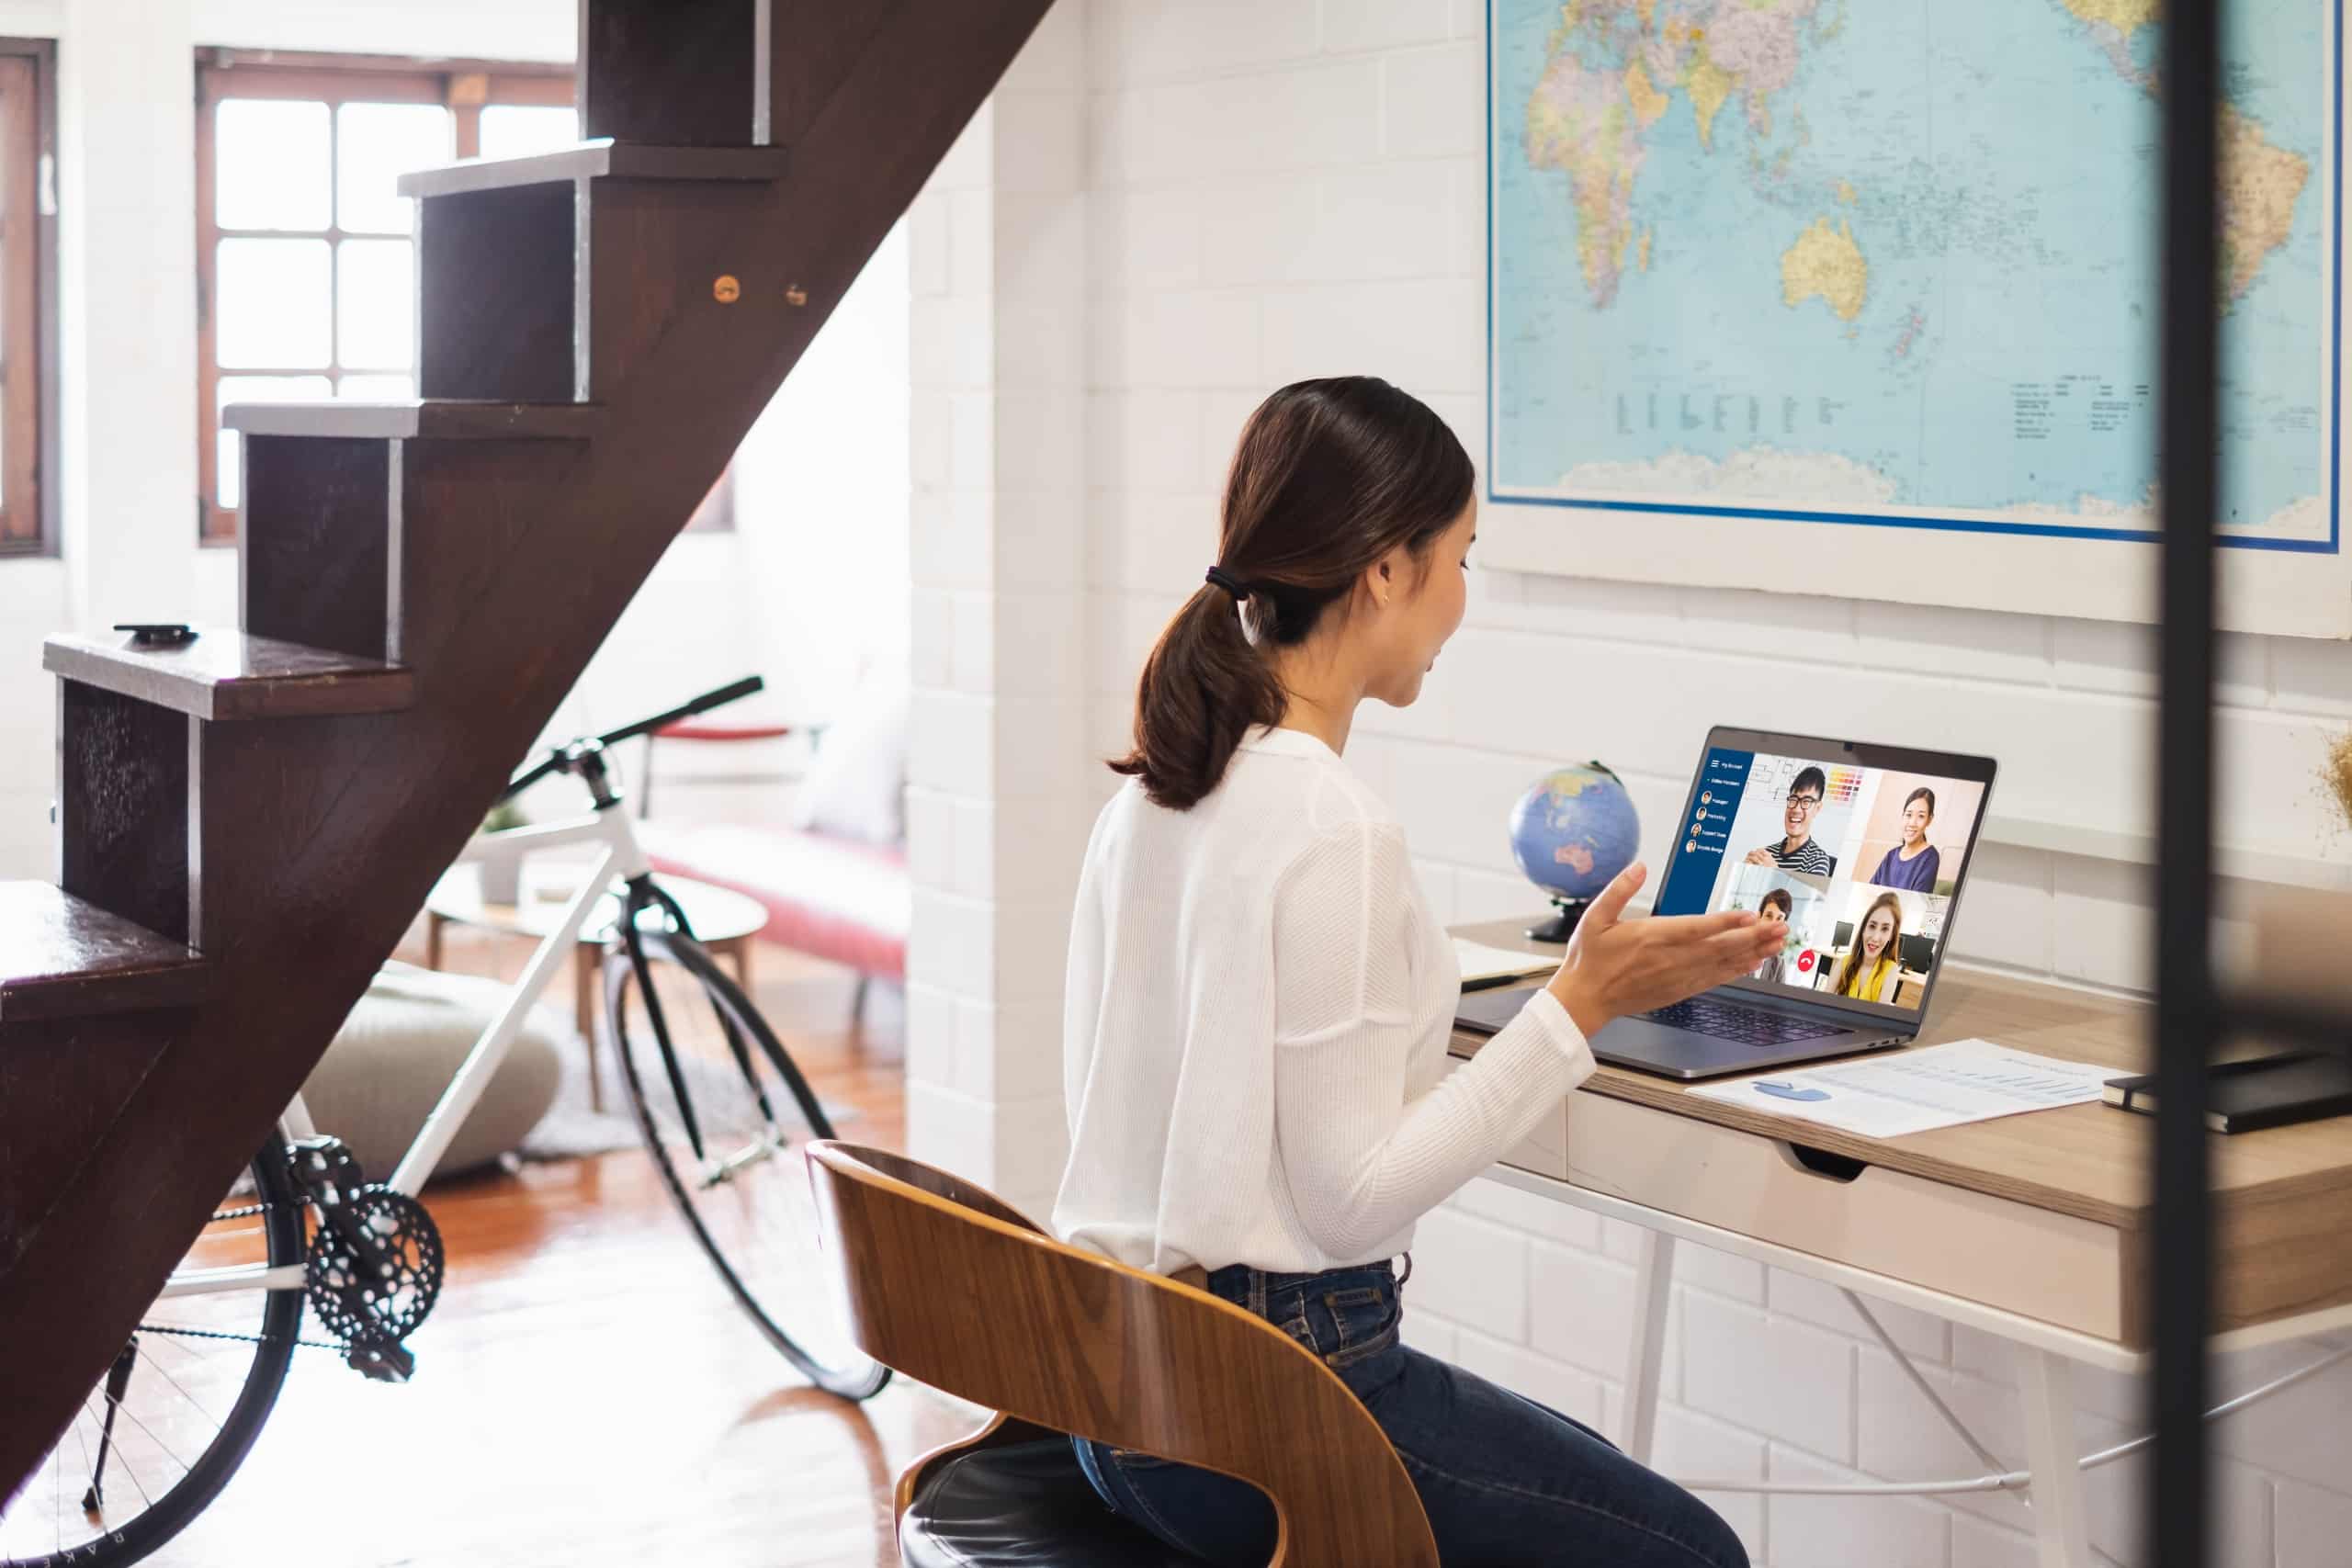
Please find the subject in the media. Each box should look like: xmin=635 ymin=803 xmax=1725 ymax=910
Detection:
xmin=1636 ymin=997 xmax=1849 ymax=1046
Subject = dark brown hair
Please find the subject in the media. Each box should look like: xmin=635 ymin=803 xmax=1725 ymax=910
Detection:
xmin=1110 ymin=377 xmax=1474 ymax=810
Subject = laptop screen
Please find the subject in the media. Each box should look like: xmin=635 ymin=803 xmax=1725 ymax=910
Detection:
xmin=1653 ymin=735 xmax=1994 ymax=1017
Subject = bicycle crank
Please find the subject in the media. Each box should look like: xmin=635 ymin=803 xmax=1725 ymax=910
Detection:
xmin=287 ymin=1137 xmax=445 ymax=1382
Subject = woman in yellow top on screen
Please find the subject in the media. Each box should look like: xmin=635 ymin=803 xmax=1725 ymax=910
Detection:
xmin=1833 ymin=891 xmax=1905 ymax=1002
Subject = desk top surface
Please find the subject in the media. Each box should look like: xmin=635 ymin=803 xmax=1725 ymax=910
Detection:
xmin=1448 ymin=919 xmax=2352 ymax=1230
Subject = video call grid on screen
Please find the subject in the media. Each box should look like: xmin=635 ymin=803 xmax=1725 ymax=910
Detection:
xmin=1654 ymin=732 xmax=1996 ymax=1018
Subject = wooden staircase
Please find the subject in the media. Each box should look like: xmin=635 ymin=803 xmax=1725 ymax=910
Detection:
xmin=0 ymin=0 xmax=1052 ymax=1501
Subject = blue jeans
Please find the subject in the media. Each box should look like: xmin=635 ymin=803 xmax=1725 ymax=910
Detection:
xmin=1073 ymin=1259 xmax=1747 ymax=1568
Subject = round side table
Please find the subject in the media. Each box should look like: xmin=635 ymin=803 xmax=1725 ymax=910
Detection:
xmin=424 ymin=864 xmax=769 ymax=1111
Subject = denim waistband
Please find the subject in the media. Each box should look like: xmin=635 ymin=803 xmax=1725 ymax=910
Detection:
xmin=1198 ymin=1256 xmax=1408 ymax=1318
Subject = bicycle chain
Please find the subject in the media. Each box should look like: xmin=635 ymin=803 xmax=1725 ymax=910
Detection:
xmin=161 ymin=1185 xmax=341 ymax=1350
xmin=135 ymin=1318 xmax=348 ymax=1354
xmin=164 ymin=1191 xmax=369 ymax=1355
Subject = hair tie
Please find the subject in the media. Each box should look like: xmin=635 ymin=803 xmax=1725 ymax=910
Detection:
xmin=1204 ymin=565 xmax=1251 ymax=601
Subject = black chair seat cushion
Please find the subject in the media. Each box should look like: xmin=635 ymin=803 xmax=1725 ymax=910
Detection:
xmin=899 ymin=1438 xmax=1216 ymax=1568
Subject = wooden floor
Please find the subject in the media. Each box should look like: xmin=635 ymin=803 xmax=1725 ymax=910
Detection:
xmin=153 ymin=933 xmax=972 ymax=1568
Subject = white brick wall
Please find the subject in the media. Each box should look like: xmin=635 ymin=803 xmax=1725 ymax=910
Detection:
xmin=904 ymin=6 xmax=1092 ymax=1223
xmin=906 ymin=2 xmax=2352 ymax=1561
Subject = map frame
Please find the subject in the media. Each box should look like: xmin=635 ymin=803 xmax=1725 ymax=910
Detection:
xmin=1478 ymin=0 xmax=2352 ymax=638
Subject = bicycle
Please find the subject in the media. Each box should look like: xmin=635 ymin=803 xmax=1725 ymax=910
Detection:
xmin=1 ymin=677 xmax=888 ymax=1568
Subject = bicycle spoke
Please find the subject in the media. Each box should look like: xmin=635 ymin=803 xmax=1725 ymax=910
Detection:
xmin=93 ymin=1388 xmax=192 ymax=1481
xmin=134 ymin=1340 xmax=226 ymax=1431
xmin=70 ymin=1402 xmax=94 ymax=1518
xmin=88 ymin=1396 xmax=154 ymax=1513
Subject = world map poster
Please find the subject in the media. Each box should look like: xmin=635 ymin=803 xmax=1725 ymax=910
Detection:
xmin=1486 ymin=1 xmax=2346 ymax=628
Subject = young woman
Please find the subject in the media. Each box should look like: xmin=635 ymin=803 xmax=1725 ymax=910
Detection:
xmin=1752 ymin=886 xmax=1795 ymax=984
xmin=1053 ymin=378 xmax=1773 ymax=1568
xmin=1868 ymin=786 xmax=1940 ymax=892
xmin=1833 ymin=890 xmax=1905 ymax=1002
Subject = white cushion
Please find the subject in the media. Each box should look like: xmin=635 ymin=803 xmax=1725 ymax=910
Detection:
xmin=790 ymin=683 xmax=909 ymax=845
xmin=300 ymin=962 xmax=565 ymax=1180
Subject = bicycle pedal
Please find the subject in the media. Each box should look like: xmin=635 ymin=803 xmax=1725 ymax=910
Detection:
xmin=346 ymin=1337 xmax=415 ymax=1383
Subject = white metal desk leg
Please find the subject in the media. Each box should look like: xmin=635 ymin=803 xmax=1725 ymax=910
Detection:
xmin=1622 ymin=1231 xmax=1676 ymax=1465
xmin=2018 ymin=1347 xmax=2093 ymax=1568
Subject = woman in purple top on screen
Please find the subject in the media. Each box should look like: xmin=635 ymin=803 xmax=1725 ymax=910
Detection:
xmin=1869 ymin=787 xmax=1941 ymax=892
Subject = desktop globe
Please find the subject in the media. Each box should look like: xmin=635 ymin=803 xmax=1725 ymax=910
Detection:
xmin=1508 ymin=763 xmax=1641 ymax=942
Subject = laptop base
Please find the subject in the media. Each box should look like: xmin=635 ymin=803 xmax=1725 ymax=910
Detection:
xmin=1453 ymin=985 xmax=1909 ymax=1081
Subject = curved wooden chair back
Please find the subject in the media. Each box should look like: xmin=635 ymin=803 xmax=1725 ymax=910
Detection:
xmin=807 ymin=1141 xmax=1439 ymax=1567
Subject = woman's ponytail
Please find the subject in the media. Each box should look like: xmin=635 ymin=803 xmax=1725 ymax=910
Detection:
xmin=1113 ymin=582 xmax=1287 ymax=811
xmin=1110 ymin=376 xmax=1474 ymax=810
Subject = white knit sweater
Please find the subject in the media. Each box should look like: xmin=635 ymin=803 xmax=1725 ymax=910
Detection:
xmin=1053 ymin=725 xmax=1596 ymax=1275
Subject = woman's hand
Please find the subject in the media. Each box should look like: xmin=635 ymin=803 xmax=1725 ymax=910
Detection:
xmin=1544 ymin=863 xmax=1786 ymax=1039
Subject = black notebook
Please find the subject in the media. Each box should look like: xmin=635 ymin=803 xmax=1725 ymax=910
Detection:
xmin=2102 ymin=1050 xmax=2352 ymax=1134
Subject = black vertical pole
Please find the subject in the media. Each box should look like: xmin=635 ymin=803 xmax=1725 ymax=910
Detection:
xmin=2154 ymin=0 xmax=2220 ymax=1564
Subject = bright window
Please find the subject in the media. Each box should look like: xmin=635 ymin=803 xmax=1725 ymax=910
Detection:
xmin=195 ymin=52 xmax=575 ymax=542
xmin=0 ymin=40 xmax=54 ymax=556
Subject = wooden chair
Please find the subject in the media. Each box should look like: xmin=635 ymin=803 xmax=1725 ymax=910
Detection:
xmin=805 ymin=1141 xmax=1440 ymax=1567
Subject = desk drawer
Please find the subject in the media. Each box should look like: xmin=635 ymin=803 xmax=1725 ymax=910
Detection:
xmin=1562 ymin=1093 xmax=2133 ymax=1342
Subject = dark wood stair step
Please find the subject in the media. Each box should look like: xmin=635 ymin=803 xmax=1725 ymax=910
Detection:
xmin=0 ymin=883 xmax=210 ymax=1024
xmin=222 ymin=399 xmax=603 ymax=441
xmin=43 ymin=628 xmax=417 ymax=721
xmin=396 ymin=140 xmax=791 ymax=199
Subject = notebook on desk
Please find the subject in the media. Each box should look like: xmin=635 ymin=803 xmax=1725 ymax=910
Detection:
xmin=1455 ymin=726 xmax=1997 ymax=1080
xmin=2103 ymin=1052 xmax=2352 ymax=1133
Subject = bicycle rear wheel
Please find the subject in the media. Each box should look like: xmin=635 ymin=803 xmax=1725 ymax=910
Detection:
xmin=605 ymin=916 xmax=889 ymax=1401
xmin=0 ymin=1139 xmax=304 ymax=1567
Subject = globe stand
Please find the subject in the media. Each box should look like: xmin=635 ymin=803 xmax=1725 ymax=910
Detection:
xmin=1526 ymin=897 xmax=1590 ymax=945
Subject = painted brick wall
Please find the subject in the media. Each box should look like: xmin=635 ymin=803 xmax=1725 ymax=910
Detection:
xmin=904 ymin=5 xmax=1091 ymax=1224
xmin=910 ymin=2 xmax=2352 ymax=1562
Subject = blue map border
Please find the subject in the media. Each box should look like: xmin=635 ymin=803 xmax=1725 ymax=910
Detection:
xmin=1483 ymin=0 xmax=2344 ymax=556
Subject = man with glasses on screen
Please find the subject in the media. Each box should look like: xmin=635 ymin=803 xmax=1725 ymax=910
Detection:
xmin=1744 ymin=765 xmax=1838 ymax=879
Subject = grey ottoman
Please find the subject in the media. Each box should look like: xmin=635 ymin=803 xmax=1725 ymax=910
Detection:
xmin=298 ymin=961 xmax=567 ymax=1181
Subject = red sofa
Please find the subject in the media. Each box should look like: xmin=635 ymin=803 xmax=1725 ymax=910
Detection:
xmin=631 ymin=698 xmax=910 ymax=998
xmin=638 ymin=818 xmax=907 ymax=984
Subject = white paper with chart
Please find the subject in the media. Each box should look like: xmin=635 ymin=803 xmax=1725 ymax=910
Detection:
xmin=1688 ymin=1040 xmax=2116 ymax=1139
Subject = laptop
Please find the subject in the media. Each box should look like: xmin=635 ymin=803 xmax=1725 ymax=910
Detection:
xmin=1455 ymin=727 xmax=1997 ymax=1080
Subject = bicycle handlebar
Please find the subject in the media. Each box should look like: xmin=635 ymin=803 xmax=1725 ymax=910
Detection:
xmin=498 ymin=675 xmax=765 ymax=801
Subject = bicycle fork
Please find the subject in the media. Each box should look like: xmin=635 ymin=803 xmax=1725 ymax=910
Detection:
xmin=616 ymin=877 xmax=788 ymax=1188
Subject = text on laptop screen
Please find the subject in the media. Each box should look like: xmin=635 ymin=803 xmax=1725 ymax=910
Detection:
xmin=1653 ymin=748 xmax=1987 ymax=1012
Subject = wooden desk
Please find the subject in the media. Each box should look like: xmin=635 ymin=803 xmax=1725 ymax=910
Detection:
xmin=1447 ymin=919 xmax=2352 ymax=1568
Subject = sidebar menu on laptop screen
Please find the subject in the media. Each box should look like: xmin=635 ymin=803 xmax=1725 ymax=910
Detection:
xmin=1656 ymin=745 xmax=1986 ymax=1012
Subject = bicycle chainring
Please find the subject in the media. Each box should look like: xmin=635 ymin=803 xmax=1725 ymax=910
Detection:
xmin=305 ymin=1184 xmax=445 ymax=1367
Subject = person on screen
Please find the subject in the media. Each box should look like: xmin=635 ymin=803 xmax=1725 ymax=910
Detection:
xmin=1833 ymin=891 xmax=1905 ymax=1002
xmin=1752 ymin=887 xmax=1793 ymax=984
xmin=1869 ymin=787 xmax=1941 ymax=892
xmin=1744 ymin=765 xmax=1837 ymax=878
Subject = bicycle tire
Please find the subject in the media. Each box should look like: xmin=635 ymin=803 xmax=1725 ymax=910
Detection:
xmin=605 ymin=921 xmax=890 ymax=1402
xmin=1 ymin=1139 xmax=304 ymax=1568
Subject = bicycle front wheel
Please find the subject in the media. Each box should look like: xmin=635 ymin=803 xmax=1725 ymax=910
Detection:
xmin=605 ymin=919 xmax=889 ymax=1401
xmin=0 ymin=1139 xmax=304 ymax=1567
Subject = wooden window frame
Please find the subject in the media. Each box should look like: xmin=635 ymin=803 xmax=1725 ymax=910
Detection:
xmin=0 ymin=39 xmax=58 ymax=558
xmin=194 ymin=50 xmax=575 ymax=546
